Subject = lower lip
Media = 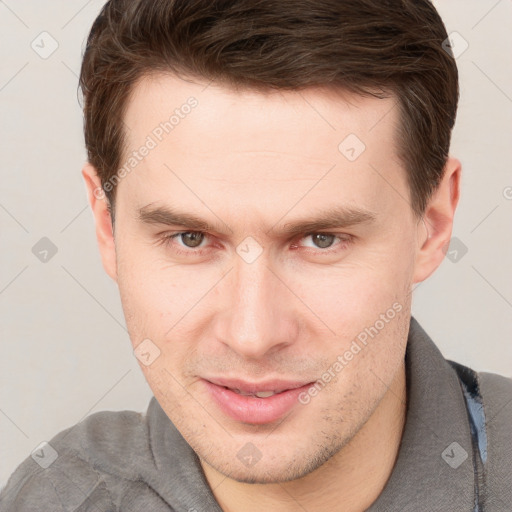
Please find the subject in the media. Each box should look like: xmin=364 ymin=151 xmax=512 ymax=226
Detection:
xmin=203 ymin=380 xmax=312 ymax=424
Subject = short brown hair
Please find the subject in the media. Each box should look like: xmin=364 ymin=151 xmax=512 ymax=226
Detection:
xmin=79 ymin=0 xmax=459 ymax=217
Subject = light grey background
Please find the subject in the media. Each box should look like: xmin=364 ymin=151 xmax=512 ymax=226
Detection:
xmin=1 ymin=0 xmax=511 ymax=488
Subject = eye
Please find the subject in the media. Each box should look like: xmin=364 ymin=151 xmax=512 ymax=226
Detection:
xmin=302 ymin=233 xmax=336 ymax=249
xmin=295 ymin=233 xmax=352 ymax=253
xmin=163 ymin=231 xmax=209 ymax=252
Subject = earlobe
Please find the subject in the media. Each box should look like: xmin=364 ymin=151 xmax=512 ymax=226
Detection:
xmin=82 ymin=163 xmax=118 ymax=282
xmin=412 ymin=157 xmax=461 ymax=284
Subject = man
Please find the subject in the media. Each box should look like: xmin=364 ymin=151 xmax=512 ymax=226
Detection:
xmin=1 ymin=0 xmax=510 ymax=510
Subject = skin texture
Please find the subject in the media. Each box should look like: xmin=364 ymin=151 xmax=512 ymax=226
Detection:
xmin=83 ymin=73 xmax=460 ymax=512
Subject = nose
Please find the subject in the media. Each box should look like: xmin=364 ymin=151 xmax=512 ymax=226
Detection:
xmin=213 ymin=253 xmax=299 ymax=360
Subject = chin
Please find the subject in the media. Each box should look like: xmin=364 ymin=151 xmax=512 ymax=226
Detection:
xmin=203 ymin=441 xmax=343 ymax=485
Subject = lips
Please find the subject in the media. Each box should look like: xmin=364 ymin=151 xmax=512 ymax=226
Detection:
xmin=202 ymin=377 xmax=313 ymax=424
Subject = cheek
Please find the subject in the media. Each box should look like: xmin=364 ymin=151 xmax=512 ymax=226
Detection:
xmin=284 ymin=254 xmax=412 ymax=337
xmin=118 ymin=266 xmax=181 ymax=338
xmin=116 ymin=245 xmax=220 ymax=348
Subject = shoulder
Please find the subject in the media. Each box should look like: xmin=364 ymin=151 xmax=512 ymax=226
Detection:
xmin=477 ymin=370 xmax=512 ymax=507
xmin=0 ymin=408 xmax=153 ymax=511
xmin=478 ymin=370 xmax=512 ymax=400
xmin=477 ymin=370 xmax=512 ymax=443
xmin=477 ymin=370 xmax=512 ymax=437
xmin=448 ymin=362 xmax=512 ymax=443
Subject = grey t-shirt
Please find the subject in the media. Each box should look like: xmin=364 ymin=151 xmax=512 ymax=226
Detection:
xmin=1 ymin=317 xmax=511 ymax=511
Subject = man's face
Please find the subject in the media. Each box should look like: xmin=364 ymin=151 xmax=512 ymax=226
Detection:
xmin=108 ymin=74 xmax=422 ymax=482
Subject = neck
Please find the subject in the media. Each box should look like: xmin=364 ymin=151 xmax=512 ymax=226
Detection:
xmin=201 ymin=361 xmax=407 ymax=512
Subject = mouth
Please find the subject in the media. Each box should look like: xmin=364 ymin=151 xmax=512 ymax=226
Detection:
xmin=202 ymin=377 xmax=313 ymax=424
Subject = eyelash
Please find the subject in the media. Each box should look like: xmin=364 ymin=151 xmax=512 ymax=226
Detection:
xmin=160 ymin=231 xmax=353 ymax=257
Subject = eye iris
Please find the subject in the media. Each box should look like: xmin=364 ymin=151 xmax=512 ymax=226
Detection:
xmin=313 ymin=234 xmax=335 ymax=249
xmin=181 ymin=232 xmax=204 ymax=248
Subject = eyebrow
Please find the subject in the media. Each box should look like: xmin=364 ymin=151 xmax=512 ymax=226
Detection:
xmin=138 ymin=204 xmax=377 ymax=238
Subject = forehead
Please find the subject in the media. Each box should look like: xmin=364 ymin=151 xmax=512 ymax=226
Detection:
xmin=119 ymin=72 xmax=406 ymax=221
xmin=123 ymin=72 xmax=398 ymax=150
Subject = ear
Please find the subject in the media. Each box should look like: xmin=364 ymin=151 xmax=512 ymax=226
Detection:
xmin=412 ymin=157 xmax=461 ymax=284
xmin=82 ymin=163 xmax=117 ymax=282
